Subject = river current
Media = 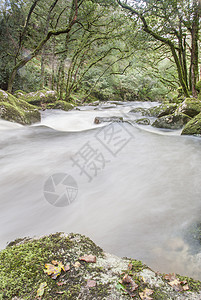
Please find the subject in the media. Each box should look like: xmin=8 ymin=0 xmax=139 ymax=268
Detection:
xmin=1 ymin=101 xmax=201 ymax=279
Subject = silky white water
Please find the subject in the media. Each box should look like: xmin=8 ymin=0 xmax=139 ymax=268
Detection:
xmin=1 ymin=102 xmax=201 ymax=279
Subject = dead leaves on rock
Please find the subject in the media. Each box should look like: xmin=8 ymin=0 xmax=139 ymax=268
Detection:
xmin=139 ymin=288 xmax=154 ymax=300
xmin=79 ymin=254 xmax=96 ymax=263
xmin=163 ymin=273 xmax=189 ymax=292
xmin=86 ymin=279 xmax=96 ymax=288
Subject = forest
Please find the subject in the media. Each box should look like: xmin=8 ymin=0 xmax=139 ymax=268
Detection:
xmin=0 ymin=0 xmax=200 ymax=102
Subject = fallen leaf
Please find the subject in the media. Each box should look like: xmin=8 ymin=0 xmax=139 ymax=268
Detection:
xmin=116 ymin=282 xmax=126 ymax=291
xmin=168 ymin=279 xmax=183 ymax=292
xmin=64 ymin=264 xmax=70 ymax=271
xmin=79 ymin=254 xmax=96 ymax=263
xmin=164 ymin=273 xmax=176 ymax=281
xmin=128 ymin=263 xmax=133 ymax=271
xmin=183 ymin=284 xmax=189 ymax=291
xmin=139 ymin=288 xmax=154 ymax=300
xmin=44 ymin=261 xmax=65 ymax=279
xmin=87 ymin=279 xmax=96 ymax=288
xmin=74 ymin=261 xmax=81 ymax=269
xmin=36 ymin=282 xmax=47 ymax=297
xmin=57 ymin=280 xmax=67 ymax=286
xmin=56 ymin=291 xmax=64 ymax=294
xmin=122 ymin=274 xmax=138 ymax=291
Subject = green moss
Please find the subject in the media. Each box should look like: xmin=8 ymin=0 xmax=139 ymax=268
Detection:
xmin=196 ymin=81 xmax=201 ymax=92
xmin=46 ymin=100 xmax=74 ymax=111
xmin=152 ymin=288 xmax=169 ymax=299
xmin=181 ymin=112 xmax=201 ymax=136
xmin=131 ymin=259 xmax=146 ymax=273
xmin=177 ymin=275 xmax=201 ymax=292
xmin=20 ymin=90 xmax=58 ymax=106
xmin=178 ymin=98 xmax=201 ymax=118
xmin=0 ymin=89 xmax=40 ymax=125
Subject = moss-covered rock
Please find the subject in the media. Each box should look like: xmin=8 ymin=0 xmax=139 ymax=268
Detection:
xmin=178 ymin=98 xmax=201 ymax=118
xmin=17 ymin=90 xmax=58 ymax=106
xmin=129 ymin=103 xmax=178 ymax=118
xmin=46 ymin=100 xmax=74 ymax=111
xmin=152 ymin=113 xmax=191 ymax=130
xmin=181 ymin=112 xmax=201 ymax=136
xmin=0 ymin=89 xmax=40 ymax=125
xmin=1 ymin=232 xmax=201 ymax=299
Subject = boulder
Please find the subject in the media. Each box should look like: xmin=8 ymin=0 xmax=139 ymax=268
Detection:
xmin=1 ymin=232 xmax=201 ymax=299
xmin=152 ymin=113 xmax=191 ymax=130
xmin=0 ymin=89 xmax=40 ymax=125
xmin=178 ymin=98 xmax=201 ymax=118
xmin=129 ymin=103 xmax=178 ymax=118
xmin=46 ymin=101 xmax=74 ymax=111
xmin=181 ymin=113 xmax=201 ymax=136
xmin=17 ymin=90 xmax=58 ymax=106
xmin=94 ymin=116 xmax=123 ymax=124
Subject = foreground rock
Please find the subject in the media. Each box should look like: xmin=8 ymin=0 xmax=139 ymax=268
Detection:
xmin=0 ymin=89 xmax=40 ymax=125
xmin=1 ymin=233 xmax=201 ymax=299
xmin=129 ymin=103 xmax=178 ymax=118
xmin=182 ymin=113 xmax=201 ymax=136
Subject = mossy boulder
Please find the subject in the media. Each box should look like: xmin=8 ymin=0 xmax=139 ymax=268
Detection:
xmin=178 ymin=98 xmax=201 ymax=118
xmin=129 ymin=103 xmax=178 ymax=118
xmin=181 ymin=112 xmax=201 ymax=136
xmin=46 ymin=100 xmax=74 ymax=111
xmin=17 ymin=90 xmax=58 ymax=106
xmin=1 ymin=232 xmax=201 ymax=299
xmin=152 ymin=113 xmax=191 ymax=130
xmin=0 ymin=89 xmax=40 ymax=125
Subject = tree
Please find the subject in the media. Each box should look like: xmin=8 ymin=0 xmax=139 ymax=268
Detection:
xmin=117 ymin=0 xmax=201 ymax=98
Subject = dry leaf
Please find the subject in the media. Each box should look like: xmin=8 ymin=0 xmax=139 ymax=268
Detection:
xmin=122 ymin=274 xmax=138 ymax=291
xmin=164 ymin=273 xmax=176 ymax=281
xmin=79 ymin=254 xmax=96 ymax=263
xmin=139 ymin=288 xmax=154 ymax=300
xmin=56 ymin=291 xmax=64 ymax=294
xmin=57 ymin=280 xmax=67 ymax=286
xmin=44 ymin=261 xmax=65 ymax=279
xmin=87 ymin=279 xmax=96 ymax=288
xmin=36 ymin=282 xmax=47 ymax=297
xmin=168 ymin=279 xmax=183 ymax=292
xmin=128 ymin=263 xmax=133 ymax=271
xmin=74 ymin=261 xmax=81 ymax=269
xmin=183 ymin=284 xmax=189 ymax=291
xmin=64 ymin=264 xmax=70 ymax=271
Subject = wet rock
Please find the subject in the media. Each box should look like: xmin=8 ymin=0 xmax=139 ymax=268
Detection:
xmin=152 ymin=113 xmax=191 ymax=130
xmin=181 ymin=113 xmax=201 ymax=136
xmin=0 ymin=89 xmax=40 ymax=125
xmin=130 ymin=103 xmax=178 ymax=118
xmin=94 ymin=116 xmax=123 ymax=124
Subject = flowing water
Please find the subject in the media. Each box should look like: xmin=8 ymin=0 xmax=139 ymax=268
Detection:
xmin=1 ymin=102 xmax=201 ymax=279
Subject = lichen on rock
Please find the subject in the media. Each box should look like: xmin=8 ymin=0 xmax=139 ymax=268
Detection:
xmin=181 ymin=112 xmax=201 ymax=136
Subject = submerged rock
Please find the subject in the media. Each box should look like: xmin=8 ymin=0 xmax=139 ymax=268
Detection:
xmin=0 ymin=89 xmax=40 ymax=125
xmin=94 ymin=116 xmax=123 ymax=124
xmin=152 ymin=113 xmax=191 ymax=130
xmin=135 ymin=118 xmax=150 ymax=125
xmin=181 ymin=113 xmax=201 ymax=136
xmin=1 ymin=232 xmax=201 ymax=299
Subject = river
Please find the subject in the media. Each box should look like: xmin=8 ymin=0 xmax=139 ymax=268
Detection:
xmin=1 ymin=101 xmax=201 ymax=280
